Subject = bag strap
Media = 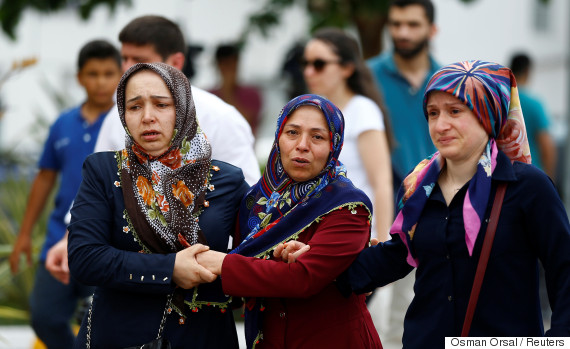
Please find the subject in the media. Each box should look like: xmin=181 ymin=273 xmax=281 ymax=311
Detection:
xmin=461 ymin=182 xmax=507 ymax=337
xmin=156 ymin=293 xmax=173 ymax=338
xmin=86 ymin=293 xmax=173 ymax=349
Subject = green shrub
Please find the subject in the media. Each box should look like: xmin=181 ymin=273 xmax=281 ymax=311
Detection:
xmin=0 ymin=173 xmax=52 ymax=324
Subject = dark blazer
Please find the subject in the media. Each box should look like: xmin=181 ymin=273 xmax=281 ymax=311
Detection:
xmin=221 ymin=206 xmax=382 ymax=349
xmin=347 ymin=150 xmax=570 ymax=348
xmin=68 ymin=152 xmax=249 ymax=349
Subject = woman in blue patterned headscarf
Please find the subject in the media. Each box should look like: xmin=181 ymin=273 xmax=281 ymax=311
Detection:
xmin=393 ymin=60 xmax=531 ymax=266
xmin=196 ymin=94 xmax=382 ymax=349
xmin=340 ymin=61 xmax=570 ymax=347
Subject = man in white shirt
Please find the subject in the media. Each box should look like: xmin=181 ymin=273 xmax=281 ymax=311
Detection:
xmin=95 ymin=15 xmax=260 ymax=185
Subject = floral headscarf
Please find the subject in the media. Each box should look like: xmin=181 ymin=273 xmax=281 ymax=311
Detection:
xmin=231 ymin=94 xmax=372 ymax=348
xmin=393 ymin=60 xmax=531 ymax=267
xmin=232 ymin=94 xmax=349 ymax=257
xmin=116 ymin=62 xmax=212 ymax=254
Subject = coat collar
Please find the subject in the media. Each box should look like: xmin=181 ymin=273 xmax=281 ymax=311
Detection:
xmin=492 ymin=149 xmax=518 ymax=182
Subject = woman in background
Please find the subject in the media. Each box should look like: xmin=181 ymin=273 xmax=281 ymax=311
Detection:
xmin=303 ymin=27 xmax=393 ymax=241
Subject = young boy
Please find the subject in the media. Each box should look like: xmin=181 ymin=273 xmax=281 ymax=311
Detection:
xmin=9 ymin=39 xmax=121 ymax=348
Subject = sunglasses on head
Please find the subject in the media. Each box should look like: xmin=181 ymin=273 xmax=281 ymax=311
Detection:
xmin=301 ymin=58 xmax=341 ymax=72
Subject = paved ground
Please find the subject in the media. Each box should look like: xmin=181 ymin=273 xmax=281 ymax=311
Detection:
xmin=0 ymin=312 xmax=551 ymax=349
xmin=0 ymin=324 xmax=247 ymax=349
xmin=0 ymin=326 xmax=36 ymax=349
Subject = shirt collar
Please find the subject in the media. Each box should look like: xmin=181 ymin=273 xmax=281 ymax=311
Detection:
xmin=384 ymin=51 xmax=440 ymax=77
xmin=492 ymin=149 xmax=518 ymax=182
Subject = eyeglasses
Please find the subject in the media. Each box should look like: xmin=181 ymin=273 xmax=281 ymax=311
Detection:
xmin=301 ymin=58 xmax=341 ymax=72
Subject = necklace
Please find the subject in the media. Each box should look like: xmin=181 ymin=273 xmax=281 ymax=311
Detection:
xmin=441 ymin=167 xmax=465 ymax=193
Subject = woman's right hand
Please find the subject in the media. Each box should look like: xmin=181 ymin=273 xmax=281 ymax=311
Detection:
xmin=172 ymin=244 xmax=217 ymax=289
xmin=273 ymin=241 xmax=310 ymax=263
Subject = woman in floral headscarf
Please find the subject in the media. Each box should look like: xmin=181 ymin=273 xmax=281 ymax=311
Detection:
xmin=339 ymin=61 xmax=570 ymax=347
xmin=196 ymin=94 xmax=382 ymax=348
xmin=67 ymin=62 xmax=249 ymax=348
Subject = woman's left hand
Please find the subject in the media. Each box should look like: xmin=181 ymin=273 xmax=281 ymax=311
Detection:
xmin=196 ymin=250 xmax=226 ymax=276
xmin=45 ymin=234 xmax=69 ymax=285
xmin=273 ymin=241 xmax=310 ymax=263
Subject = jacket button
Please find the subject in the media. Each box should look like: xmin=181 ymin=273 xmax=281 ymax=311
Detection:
xmin=279 ymin=312 xmax=286 ymax=318
xmin=448 ymin=296 xmax=453 ymax=301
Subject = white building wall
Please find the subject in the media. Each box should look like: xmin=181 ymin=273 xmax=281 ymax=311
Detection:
xmin=432 ymin=0 xmax=569 ymax=141
xmin=0 ymin=0 xmax=568 ymax=162
xmin=0 ymin=0 xmax=311 ymax=157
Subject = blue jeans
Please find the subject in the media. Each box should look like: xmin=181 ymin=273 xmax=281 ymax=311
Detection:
xmin=29 ymin=262 xmax=94 ymax=349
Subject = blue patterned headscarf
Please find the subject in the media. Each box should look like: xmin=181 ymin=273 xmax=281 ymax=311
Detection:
xmin=392 ymin=60 xmax=531 ymax=267
xmin=231 ymin=94 xmax=372 ymax=348
xmin=232 ymin=94 xmax=349 ymax=256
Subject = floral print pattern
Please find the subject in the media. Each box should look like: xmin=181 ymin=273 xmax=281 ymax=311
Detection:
xmin=136 ymin=176 xmax=155 ymax=206
xmin=159 ymin=148 xmax=183 ymax=169
xmin=152 ymin=171 xmax=160 ymax=186
xmin=172 ymin=180 xmax=195 ymax=207
xmin=156 ymin=194 xmax=170 ymax=213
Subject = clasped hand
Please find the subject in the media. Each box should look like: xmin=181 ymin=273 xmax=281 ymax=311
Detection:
xmin=175 ymin=240 xmax=314 ymax=289
xmin=173 ymin=244 xmax=218 ymax=289
xmin=272 ymin=241 xmax=310 ymax=263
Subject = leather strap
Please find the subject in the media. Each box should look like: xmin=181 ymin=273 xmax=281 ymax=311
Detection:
xmin=461 ymin=182 xmax=508 ymax=336
xmin=86 ymin=293 xmax=172 ymax=348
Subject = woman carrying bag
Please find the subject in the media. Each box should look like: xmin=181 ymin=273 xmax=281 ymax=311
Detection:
xmin=68 ymin=62 xmax=249 ymax=348
xmin=332 ymin=60 xmax=570 ymax=347
xmin=302 ymin=27 xmax=393 ymax=241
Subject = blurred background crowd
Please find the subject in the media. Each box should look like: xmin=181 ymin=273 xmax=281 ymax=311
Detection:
xmin=1 ymin=0 xmax=568 ymax=181
xmin=0 ymin=0 xmax=568 ymax=347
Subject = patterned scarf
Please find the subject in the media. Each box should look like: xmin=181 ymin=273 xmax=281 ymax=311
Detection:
xmin=393 ymin=60 xmax=531 ymax=267
xmin=231 ymin=94 xmax=372 ymax=348
xmin=116 ymin=62 xmax=212 ymax=255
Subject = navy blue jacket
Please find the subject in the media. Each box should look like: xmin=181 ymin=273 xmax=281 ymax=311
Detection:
xmin=346 ymin=151 xmax=570 ymax=348
xmin=68 ymin=152 xmax=249 ymax=349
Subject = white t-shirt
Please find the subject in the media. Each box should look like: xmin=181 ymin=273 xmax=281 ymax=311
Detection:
xmin=339 ymin=95 xmax=385 ymax=205
xmin=94 ymin=86 xmax=260 ymax=185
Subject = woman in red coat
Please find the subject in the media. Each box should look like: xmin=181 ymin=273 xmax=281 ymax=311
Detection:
xmin=197 ymin=94 xmax=382 ymax=349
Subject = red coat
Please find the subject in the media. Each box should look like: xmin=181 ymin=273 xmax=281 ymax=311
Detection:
xmin=221 ymin=206 xmax=382 ymax=348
